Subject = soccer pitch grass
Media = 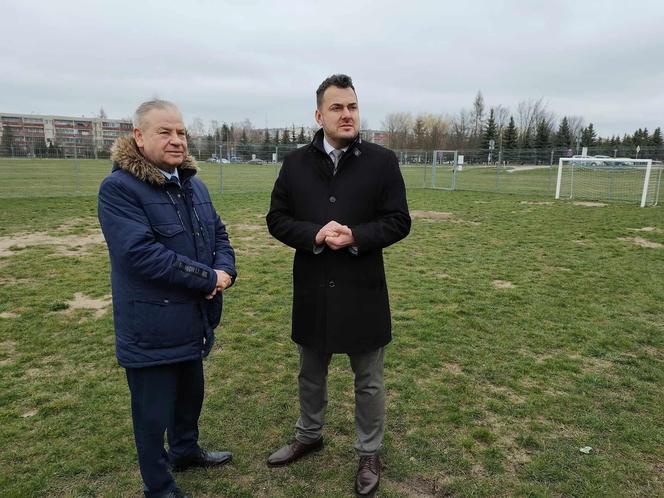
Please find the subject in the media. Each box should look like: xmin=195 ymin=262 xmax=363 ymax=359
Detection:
xmin=0 ymin=188 xmax=662 ymax=496
xmin=0 ymin=158 xmax=560 ymax=198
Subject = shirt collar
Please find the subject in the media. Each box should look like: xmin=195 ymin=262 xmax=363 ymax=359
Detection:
xmin=159 ymin=168 xmax=180 ymax=181
xmin=323 ymin=136 xmax=348 ymax=156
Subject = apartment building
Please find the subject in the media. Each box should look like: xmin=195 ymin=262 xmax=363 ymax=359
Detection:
xmin=0 ymin=113 xmax=132 ymax=157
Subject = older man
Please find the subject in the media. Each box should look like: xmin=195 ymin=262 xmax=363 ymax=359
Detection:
xmin=266 ymin=74 xmax=411 ymax=496
xmin=98 ymin=99 xmax=236 ymax=498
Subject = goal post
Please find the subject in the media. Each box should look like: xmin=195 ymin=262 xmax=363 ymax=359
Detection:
xmin=555 ymin=157 xmax=660 ymax=207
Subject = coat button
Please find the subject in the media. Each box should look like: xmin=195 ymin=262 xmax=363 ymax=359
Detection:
xmin=329 ymin=196 xmax=336 ymax=203
xmin=329 ymin=280 xmax=335 ymax=288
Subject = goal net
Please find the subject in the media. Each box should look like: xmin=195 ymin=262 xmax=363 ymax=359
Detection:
xmin=555 ymin=157 xmax=661 ymax=207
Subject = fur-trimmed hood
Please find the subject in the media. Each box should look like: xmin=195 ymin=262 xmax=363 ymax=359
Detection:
xmin=110 ymin=135 xmax=198 ymax=186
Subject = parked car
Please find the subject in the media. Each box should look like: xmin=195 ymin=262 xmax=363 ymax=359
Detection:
xmin=247 ymin=158 xmax=266 ymax=165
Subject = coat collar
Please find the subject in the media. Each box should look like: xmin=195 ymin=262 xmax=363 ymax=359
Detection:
xmin=310 ymin=128 xmax=362 ymax=158
xmin=110 ymin=135 xmax=198 ymax=186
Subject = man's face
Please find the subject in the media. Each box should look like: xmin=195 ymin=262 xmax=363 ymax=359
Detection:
xmin=315 ymin=85 xmax=359 ymax=148
xmin=133 ymin=107 xmax=187 ymax=171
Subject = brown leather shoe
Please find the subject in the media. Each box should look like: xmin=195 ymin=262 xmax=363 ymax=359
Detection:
xmin=267 ymin=438 xmax=324 ymax=466
xmin=355 ymin=454 xmax=380 ymax=496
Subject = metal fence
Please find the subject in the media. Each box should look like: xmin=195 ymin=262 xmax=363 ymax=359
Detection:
xmin=0 ymin=144 xmax=662 ymax=203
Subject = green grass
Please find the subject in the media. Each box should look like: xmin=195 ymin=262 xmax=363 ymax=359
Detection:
xmin=0 ymin=159 xmax=559 ymax=198
xmin=0 ymin=183 xmax=662 ymax=496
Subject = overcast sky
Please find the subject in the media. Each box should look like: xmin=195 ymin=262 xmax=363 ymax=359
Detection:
xmin=2 ymin=0 xmax=663 ymax=137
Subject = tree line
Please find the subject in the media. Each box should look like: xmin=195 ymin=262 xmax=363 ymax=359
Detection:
xmin=381 ymin=91 xmax=663 ymax=160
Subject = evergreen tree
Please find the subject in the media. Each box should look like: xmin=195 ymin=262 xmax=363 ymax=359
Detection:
xmin=240 ymin=128 xmax=248 ymax=144
xmin=298 ymin=127 xmax=306 ymax=143
xmin=220 ymin=123 xmax=230 ymax=143
xmin=481 ymin=109 xmax=497 ymax=150
xmin=503 ymin=116 xmax=518 ymax=149
xmin=263 ymin=128 xmax=271 ymax=144
xmin=282 ymin=128 xmax=290 ymax=144
xmin=581 ymin=123 xmax=597 ymax=147
xmin=275 ymin=130 xmax=281 ymax=144
xmin=534 ymin=119 xmax=551 ymax=164
xmin=413 ymin=117 xmax=426 ymax=148
xmin=651 ymin=127 xmax=663 ymax=147
xmin=555 ymin=117 xmax=573 ymax=148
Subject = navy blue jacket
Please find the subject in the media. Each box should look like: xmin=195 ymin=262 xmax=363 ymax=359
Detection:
xmin=98 ymin=136 xmax=236 ymax=368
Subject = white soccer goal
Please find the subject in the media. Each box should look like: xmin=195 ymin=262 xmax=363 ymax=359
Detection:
xmin=555 ymin=157 xmax=662 ymax=207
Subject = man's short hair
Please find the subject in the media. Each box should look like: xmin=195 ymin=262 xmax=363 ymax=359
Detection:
xmin=133 ymin=99 xmax=180 ymax=129
xmin=316 ymin=74 xmax=355 ymax=108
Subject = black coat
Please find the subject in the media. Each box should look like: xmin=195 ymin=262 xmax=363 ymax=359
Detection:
xmin=266 ymin=129 xmax=410 ymax=353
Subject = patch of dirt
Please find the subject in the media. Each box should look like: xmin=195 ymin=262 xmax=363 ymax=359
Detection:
xmin=411 ymin=210 xmax=481 ymax=226
xmin=627 ymin=227 xmax=659 ymax=232
xmin=229 ymin=223 xmax=264 ymax=231
xmin=443 ymin=363 xmax=463 ymax=374
xmin=0 ymin=341 xmax=16 ymax=354
xmin=573 ymin=201 xmax=606 ymax=207
xmin=384 ymin=476 xmax=443 ymax=497
xmin=520 ymin=201 xmax=553 ymax=205
xmin=21 ymin=409 xmax=38 ymax=418
xmin=493 ymin=280 xmax=514 ymax=289
xmin=61 ymin=293 xmax=112 ymax=319
xmin=0 ymin=228 xmax=105 ymax=258
xmin=617 ymin=237 xmax=663 ymax=249
xmin=411 ymin=210 xmax=455 ymax=220
xmin=0 ymin=312 xmax=19 ymax=319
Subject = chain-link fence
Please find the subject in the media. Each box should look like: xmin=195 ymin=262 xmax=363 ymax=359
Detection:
xmin=1 ymin=143 xmax=662 ymax=203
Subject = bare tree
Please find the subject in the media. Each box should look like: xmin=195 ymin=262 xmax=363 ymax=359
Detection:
xmin=567 ymin=115 xmax=585 ymax=142
xmin=188 ymin=117 xmax=206 ymax=137
xmin=516 ymin=98 xmax=555 ymax=147
xmin=382 ymin=112 xmax=413 ymax=149
xmin=470 ymin=91 xmax=485 ymax=139
xmin=451 ymin=109 xmax=471 ymax=149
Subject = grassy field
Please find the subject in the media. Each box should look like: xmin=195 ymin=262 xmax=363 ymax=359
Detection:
xmin=0 ymin=180 xmax=662 ymax=496
xmin=0 ymin=159 xmax=561 ymax=199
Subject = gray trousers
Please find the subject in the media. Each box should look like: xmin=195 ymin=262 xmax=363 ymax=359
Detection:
xmin=295 ymin=345 xmax=385 ymax=456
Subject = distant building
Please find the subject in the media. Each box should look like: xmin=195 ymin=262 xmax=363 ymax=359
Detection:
xmin=361 ymin=129 xmax=388 ymax=146
xmin=0 ymin=113 xmax=132 ymax=158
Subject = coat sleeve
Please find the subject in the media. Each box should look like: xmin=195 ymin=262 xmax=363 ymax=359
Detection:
xmin=266 ymin=159 xmax=322 ymax=252
xmin=98 ymin=176 xmax=217 ymax=294
xmin=350 ymin=150 xmax=411 ymax=254
xmin=211 ymin=210 xmax=237 ymax=286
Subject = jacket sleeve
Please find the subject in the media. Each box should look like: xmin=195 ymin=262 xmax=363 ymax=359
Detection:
xmin=266 ymin=159 xmax=322 ymax=252
xmin=98 ymin=176 xmax=217 ymax=294
xmin=211 ymin=211 xmax=237 ymax=286
xmin=350 ymin=151 xmax=411 ymax=254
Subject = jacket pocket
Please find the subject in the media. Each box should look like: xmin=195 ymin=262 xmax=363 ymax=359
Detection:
xmin=153 ymin=223 xmax=184 ymax=237
xmin=134 ymin=299 xmax=200 ymax=349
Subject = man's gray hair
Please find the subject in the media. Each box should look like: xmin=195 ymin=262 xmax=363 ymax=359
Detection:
xmin=133 ymin=99 xmax=180 ymax=129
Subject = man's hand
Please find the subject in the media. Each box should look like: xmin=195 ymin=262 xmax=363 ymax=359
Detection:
xmin=325 ymin=225 xmax=355 ymax=250
xmin=315 ymin=220 xmax=346 ymax=246
xmin=205 ymin=270 xmax=233 ymax=299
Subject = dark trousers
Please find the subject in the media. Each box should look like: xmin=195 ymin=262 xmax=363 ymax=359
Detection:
xmin=125 ymin=359 xmax=204 ymax=497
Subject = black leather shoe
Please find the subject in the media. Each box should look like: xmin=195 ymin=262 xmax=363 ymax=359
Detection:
xmin=267 ymin=438 xmax=324 ymax=466
xmin=355 ymin=454 xmax=380 ymax=497
xmin=171 ymin=448 xmax=233 ymax=472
